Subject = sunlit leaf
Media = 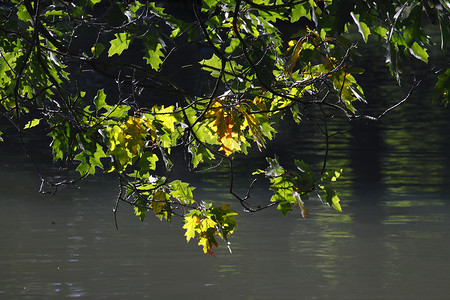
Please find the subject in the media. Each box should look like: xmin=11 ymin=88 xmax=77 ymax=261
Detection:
xmin=350 ymin=12 xmax=370 ymax=43
xmin=24 ymin=119 xmax=41 ymax=129
xmin=321 ymin=169 xmax=343 ymax=182
xmin=409 ymin=42 xmax=429 ymax=63
xmin=319 ymin=186 xmax=342 ymax=212
xmin=143 ymin=34 xmax=164 ymax=70
xmin=291 ymin=3 xmax=310 ymax=23
xmin=153 ymin=106 xmax=177 ymax=131
xmin=183 ymin=214 xmax=198 ymax=242
xmin=169 ymin=180 xmax=195 ymax=205
xmin=16 ymin=4 xmax=31 ymax=22
xmin=108 ymin=32 xmax=132 ymax=57
xmin=219 ymin=132 xmax=241 ymax=156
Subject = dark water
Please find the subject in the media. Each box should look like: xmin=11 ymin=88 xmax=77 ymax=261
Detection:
xmin=2 ymin=40 xmax=450 ymax=299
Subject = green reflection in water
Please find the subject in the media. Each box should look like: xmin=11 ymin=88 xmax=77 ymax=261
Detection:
xmin=380 ymin=103 xmax=450 ymax=195
xmin=216 ymin=264 xmax=240 ymax=277
xmin=315 ymin=211 xmax=353 ymax=224
xmin=402 ymin=230 xmax=443 ymax=239
xmin=383 ymin=199 xmax=445 ymax=208
xmin=319 ymin=231 xmax=355 ymax=239
xmin=382 ymin=214 xmax=445 ymax=225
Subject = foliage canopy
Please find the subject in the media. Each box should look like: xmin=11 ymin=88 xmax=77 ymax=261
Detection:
xmin=1 ymin=0 xmax=449 ymax=254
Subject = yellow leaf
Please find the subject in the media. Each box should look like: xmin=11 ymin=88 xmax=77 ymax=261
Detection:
xmin=212 ymin=106 xmax=227 ymax=138
xmin=120 ymin=116 xmax=149 ymax=154
xmin=24 ymin=118 xmax=41 ymax=129
xmin=331 ymin=194 xmax=342 ymax=212
xmin=198 ymin=236 xmax=214 ymax=255
xmin=109 ymin=125 xmax=125 ymax=151
xmin=198 ymin=226 xmax=219 ymax=255
xmin=183 ymin=215 xmax=199 ymax=242
xmin=253 ymin=96 xmax=266 ymax=111
xmin=208 ymin=102 xmax=242 ymax=156
xmin=219 ymin=134 xmax=241 ymax=156
xmin=199 ymin=217 xmax=217 ymax=232
xmin=153 ymin=106 xmax=177 ymax=131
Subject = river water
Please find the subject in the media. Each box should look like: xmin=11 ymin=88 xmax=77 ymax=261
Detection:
xmin=1 ymin=38 xmax=450 ymax=300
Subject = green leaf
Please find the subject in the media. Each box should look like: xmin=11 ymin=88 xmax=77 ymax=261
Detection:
xmin=134 ymin=205 xmax=148 ymax=222
xmin=0 ymin=130 xmax=3 ymax=142
xmin=108 ymin=32 xmax=132 ymax=57
xmin=43 ymin=9 xmax=64 ymax=17
xmin=211 ymin=204 xmax=238 ymax=241
xmin=409 ymin=42 xmax=428 ymax=63
xmin=91 ymin=143 xmax=106 ymax=170
xmin=200 ymin=54 xmax=222 ymax=77
xmin=93 ymin=89 xmax=107 ymax=112
xmin=265 ymin=156 xmax=285 ymax=177
xmin=319 ymin=186 xmax=342 ymax=212
xmin=74 ymin=143 xmax=106 ymax=175
xmin=170 ymin=27 xmax=181 ymax=38
xmin=203 ymin=0 xmax=219 ymax=11
xmin=16 ymin=4 xmax=31 ymax=22
xmin=276 ymin=200 xmax=293 ymax=216
xmin=291 ymin=3 xmax=310 ymax=23
xmin=269 ymin=175 xmax=297 ymax=216
xmin=91 ymin=43 xmax=105 ymax=58
xmin=374 ymin=26 xmax=387 ymax=38
xmin=169 ymin=180 xmax=195 ymax=205
xmin=350 ymin=12 xmax=370 ymax=43
xmin=225 ymin=38 xmax=241 ymax=54
xmin=321 ymin=169 xmax=343 ymax=182
xmin=88 ymin=0 xmax=102 ymax=8
xmin=403 ymin=4 xmax=422 ymax=47
xmin=103 ymin=104 xmax=130 ymax=118
xmin=433 ymin=68 xmax=450 ymax=106
xmin=143 ymin=35 xmax=165 ymax=70
xmin=24 ymin=119 xmax=41 ymax=129
xmin=139 ymin=152 xmax=159 ymax=175
xmin=74 ymin=152 xmax=91 ymax=175
xmin=294 ymin=159 xmax=311 ymax=173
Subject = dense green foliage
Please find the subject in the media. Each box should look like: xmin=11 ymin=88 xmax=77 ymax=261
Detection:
xmin=1 ymin=0 xmax=448 ymax=254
